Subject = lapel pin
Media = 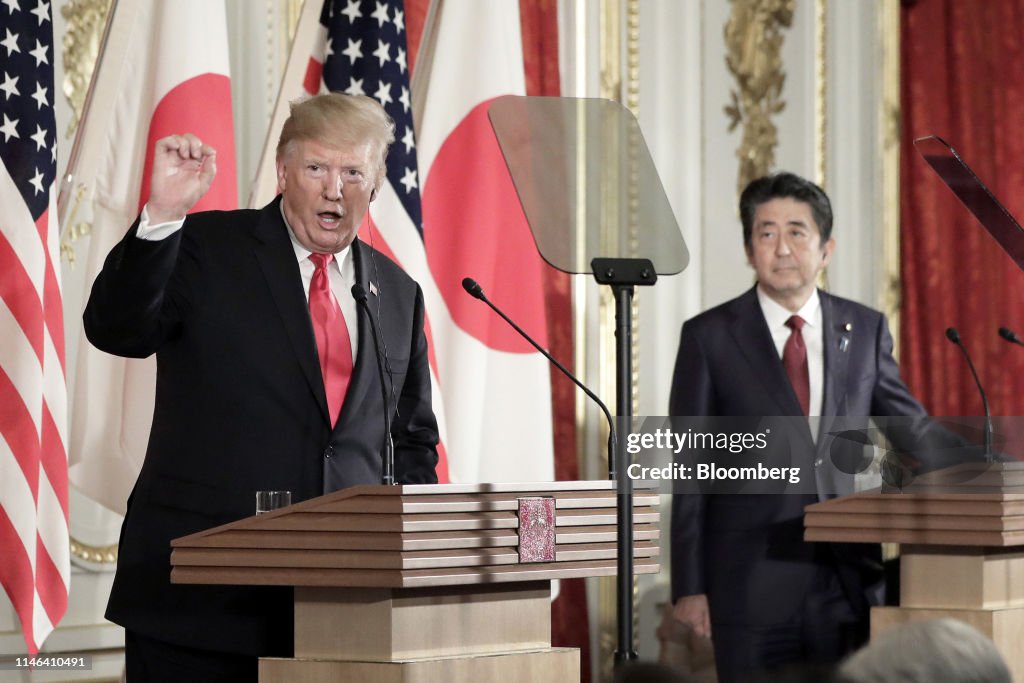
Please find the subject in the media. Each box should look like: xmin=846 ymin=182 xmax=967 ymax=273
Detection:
xmin=838 ymin=323 xmax=852 ymax=353
xmin=369 ymin=282 xmax=378 ymax=296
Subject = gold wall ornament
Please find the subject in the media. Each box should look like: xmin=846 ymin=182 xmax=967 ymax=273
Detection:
xmin=70 ymin=536 xmax=118 ymax=565
xmin=60 ymin=219 xmax=92 ymax=269
xmin=723 ymin=0 xmax=795 ymax=195
xmin=61 ymin=0 xmax=113 ymax=138
xmin=59 ymin=182 xmax=93 ymax=268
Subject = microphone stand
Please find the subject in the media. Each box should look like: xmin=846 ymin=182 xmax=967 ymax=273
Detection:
xmin=946 ymin=327 xmax=993 ymax=463
xmin=353 ymin=284 xmax=395 ymax=484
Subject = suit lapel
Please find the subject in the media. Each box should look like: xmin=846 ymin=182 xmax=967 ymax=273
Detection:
xmin=818 ymin=291 xmax=855 ymax=495
xmin=251 ymin=198 xmax=330 ymax=424
xmin=820 ymin=291 xmax=850 ymax=419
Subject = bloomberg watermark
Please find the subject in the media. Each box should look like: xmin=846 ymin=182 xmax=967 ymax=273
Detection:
xmin=617 ymin=415 xmax=1012 ymax=496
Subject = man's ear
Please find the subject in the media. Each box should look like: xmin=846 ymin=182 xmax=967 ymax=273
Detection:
xmin=275 ymin=159 xmax=286 ymax=194
xmin=821 ymin=238 xmax=836 ymax=267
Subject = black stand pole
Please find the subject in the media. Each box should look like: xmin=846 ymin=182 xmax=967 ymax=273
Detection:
xmin=613 ymin=283 xmax=637 ymax=665
xmin=591 ymin=257 xmax=656 ymax=667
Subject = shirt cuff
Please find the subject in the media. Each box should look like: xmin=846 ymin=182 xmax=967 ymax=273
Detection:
xmin=136 ymin=204 xmax=185 ymax=241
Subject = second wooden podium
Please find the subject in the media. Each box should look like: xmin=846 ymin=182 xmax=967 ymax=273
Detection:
xmin=804 ymin=462 xmax=1024 ymax=681
xmin=171 ymin=481 xmax=659 ymax=683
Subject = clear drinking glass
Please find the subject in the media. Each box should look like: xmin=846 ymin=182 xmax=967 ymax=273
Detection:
xmin=255 ymin=490 xmax=291 ymax=515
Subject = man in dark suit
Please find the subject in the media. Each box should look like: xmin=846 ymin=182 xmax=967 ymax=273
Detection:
xmin=668 ymin=173 xmax=938 ymax=681
xmin=84 ymin=94 xmax=438 ymax=681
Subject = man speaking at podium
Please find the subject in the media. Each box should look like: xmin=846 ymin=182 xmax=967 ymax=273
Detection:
xmin=668 ymin=173 xmax=943 ymax=682
xmin=84 ymin=94 xmax=438 ymax=681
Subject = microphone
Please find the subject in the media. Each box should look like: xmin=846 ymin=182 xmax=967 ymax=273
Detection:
xmin=999 ymin=326 xmax=1024 ymax=347
xmin=352 ymin=283 xmax=395 ymax=485
xmin=945 ymin=327 xmax=993 ymax=462
xmin=461 ymin=277 xmax=618 ymax=478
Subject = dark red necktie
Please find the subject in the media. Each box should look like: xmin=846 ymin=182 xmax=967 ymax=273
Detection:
xmin=309 ymin=253 xmax=352 ymax=426
xmin=783 ymin=315 xmax=810 ymax=416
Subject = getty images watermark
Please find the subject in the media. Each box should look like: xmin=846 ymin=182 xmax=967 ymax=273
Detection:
xmin=617 ymin=416 xmax=1014 ymax=495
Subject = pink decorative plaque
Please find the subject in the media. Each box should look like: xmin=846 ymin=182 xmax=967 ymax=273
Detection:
xmin=517 ymin=496 xmax=556 ymax=563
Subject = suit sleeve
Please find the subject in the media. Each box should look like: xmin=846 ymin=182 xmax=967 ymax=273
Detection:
xmin=669 ymin=320 xmax=712 ymax=601
xmin=870 ymin=314 xmax=928 ymax=419
xmin=83 ymin=218 xmax=200 ymax=358
xmin=392 ymin=283 xmax=440 ymax=484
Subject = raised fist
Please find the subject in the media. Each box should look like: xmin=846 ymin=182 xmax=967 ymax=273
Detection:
xmin=146 ymin=134 xmax=217 ymax=223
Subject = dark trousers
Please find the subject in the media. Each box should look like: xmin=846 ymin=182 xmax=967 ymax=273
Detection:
xmin=125 ymin=631 xmax=258 ymax=683
xmin=710 ymin=566 xmax=866 ymax=683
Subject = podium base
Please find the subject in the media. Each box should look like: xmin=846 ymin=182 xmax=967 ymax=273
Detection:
xmin=259 ymin=647 xmax=579 ymax=683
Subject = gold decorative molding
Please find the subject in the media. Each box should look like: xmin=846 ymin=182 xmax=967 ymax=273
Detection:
xmin=815 ymin=0 xmax=827 ymax=189
xmin=815 ymin=0 xmax=829 ymax=291
xmin=60 ymin=0 xmax=113 ymax=139
xmin=70 ymin=537 xmax=118 ymax=565
xmin=880 ymin=0 xmax=901 ymax=352
xmin=594 ymin=0 xmax=643 ymax=676
xmin=724 ymin=0 xmax=795 ymax=195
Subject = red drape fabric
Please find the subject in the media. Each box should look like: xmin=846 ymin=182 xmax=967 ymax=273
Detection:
xmin=901 ymin=0 xmax=1024 ymax=417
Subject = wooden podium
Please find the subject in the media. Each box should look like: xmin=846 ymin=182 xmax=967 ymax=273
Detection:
xmin=171 ymin=481 xmax=659 ymax=682
xmin=805 ymin=462 xmax=1024 ymax=681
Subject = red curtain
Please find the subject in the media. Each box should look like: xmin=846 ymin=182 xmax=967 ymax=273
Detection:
xmin=901 ymin=0 xmax=1024 ymax=417
xmin=407 ymin=1 xmax=589 ymax=680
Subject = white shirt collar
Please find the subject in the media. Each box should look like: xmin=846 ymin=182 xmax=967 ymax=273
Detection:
xmin=756 ymin=286 xmax=822 ymax=331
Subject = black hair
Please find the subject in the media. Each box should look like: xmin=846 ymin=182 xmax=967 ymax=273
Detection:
xmin=739 ymin=172 xmax=833 ymax=248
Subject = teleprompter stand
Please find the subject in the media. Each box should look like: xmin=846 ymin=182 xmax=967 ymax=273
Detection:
xmin=488 ymin=96 xmax=689 ymax=664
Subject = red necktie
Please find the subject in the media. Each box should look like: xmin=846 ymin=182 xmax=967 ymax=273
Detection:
xmin=309 ymin=253 xmax=352 ymax=426
xmin=783 ymin=315 xmax=810 ymax=416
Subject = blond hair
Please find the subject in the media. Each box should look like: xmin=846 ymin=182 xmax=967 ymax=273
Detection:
xmin=276 ymin=93 xmax=395 ymax=184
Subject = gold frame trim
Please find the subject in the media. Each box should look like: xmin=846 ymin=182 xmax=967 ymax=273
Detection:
xmin=815 ymin=0 xmax=827 ymax=188
xmin=880 ymin=0 xmax=901 ymax=344
xmin=593 ymin=0 xmax=642 ymax=676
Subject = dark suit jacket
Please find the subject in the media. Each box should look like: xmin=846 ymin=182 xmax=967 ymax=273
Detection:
xmin=84 ymin=197 xmax=438 ymax=656
xmin=669 ymin=286 xmax=929 ymax=627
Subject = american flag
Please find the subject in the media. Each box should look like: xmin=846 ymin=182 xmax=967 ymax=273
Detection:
xmin=0 ymin=0 xmax=70 ymax=655
xmin=304 ymin=0 xmax=452 ymax=481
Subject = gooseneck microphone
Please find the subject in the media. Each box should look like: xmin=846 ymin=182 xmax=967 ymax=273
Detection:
xmin=353 ymin=283 xmax=395 ymax=485
xmin=999 ymin=327 xmax=1024 ymax=347
xmin=945 ymin=327 xmax=993 ymax=462
xmin=462 ymin=277 xmax=618 ymax=478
